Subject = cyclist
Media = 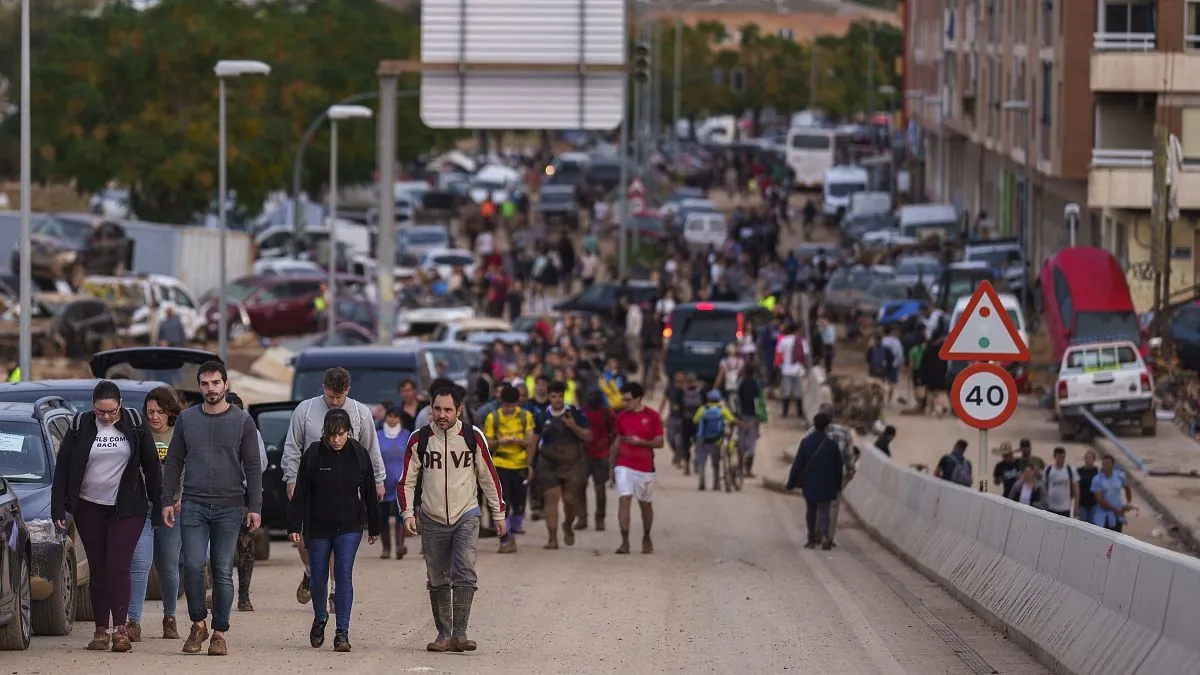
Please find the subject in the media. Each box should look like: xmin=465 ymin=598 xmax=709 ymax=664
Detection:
xmin=692 ymin=391 xmax=736 ymax=491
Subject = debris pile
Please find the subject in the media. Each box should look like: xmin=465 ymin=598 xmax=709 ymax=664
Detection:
xmin=826 ymin=375 xmax=887 ymax=434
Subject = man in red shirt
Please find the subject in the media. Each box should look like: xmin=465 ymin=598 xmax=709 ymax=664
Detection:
xmin=611 ymin=382 xmax=664 ymax=554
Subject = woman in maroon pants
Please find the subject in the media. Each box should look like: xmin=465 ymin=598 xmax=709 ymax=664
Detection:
xmin=51 ymin=380 xmax=163 ymax=652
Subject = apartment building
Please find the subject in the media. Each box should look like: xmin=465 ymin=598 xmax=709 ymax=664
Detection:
xmin=907 ymin=0 xmax=1200 ymax=310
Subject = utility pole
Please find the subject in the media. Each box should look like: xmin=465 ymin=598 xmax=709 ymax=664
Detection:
xmin=1023 ymin=107 xmax=1034 ymax=309
xmin=1150 ymin=122 xmax=1168 ymax=335
xmin=672 ymin=19 xmax=682 ymax=144
xmin=866 ymin=21 xmax=876 ymax=118
xmin=651 ymin=20 xmax=662 ymax=143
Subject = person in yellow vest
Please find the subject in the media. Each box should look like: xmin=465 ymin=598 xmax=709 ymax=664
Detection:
xmin=759 ymin=295 xmax=777 ymax=312
xmin=313 ymin=283 xmax=329 ymax=326
xmin=6 ymin=365 xmax=19 ymax=383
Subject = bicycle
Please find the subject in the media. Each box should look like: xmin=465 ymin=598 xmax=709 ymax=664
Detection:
xmin=720 ymin=424 xmax=743 ymax=493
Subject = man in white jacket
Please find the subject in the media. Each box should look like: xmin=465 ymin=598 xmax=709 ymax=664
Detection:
xmin=281 ymin=368 xmax=385 ymax=608
xmin=401 ymin=385 xmax=504 ymax=654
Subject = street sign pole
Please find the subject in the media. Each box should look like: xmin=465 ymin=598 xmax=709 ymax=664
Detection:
xmin=942 ymin=280 xmax=1031 ymax=493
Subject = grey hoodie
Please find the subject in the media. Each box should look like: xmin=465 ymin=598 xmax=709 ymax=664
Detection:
xmin=281 ymin=396 xmax=385 ymax=487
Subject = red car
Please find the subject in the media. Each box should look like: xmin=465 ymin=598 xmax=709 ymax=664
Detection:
xmin=201 ymin=274 xmax=365 ymax=340
xmin=1037 ymin=247 xmax=1144 ymax=364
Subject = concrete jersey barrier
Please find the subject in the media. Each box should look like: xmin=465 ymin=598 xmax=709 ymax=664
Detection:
xmin=842 ymin=443 xmax=1200 ymax=675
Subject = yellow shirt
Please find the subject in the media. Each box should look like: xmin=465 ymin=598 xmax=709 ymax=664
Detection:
xmin=565 ymin=380 xmax=578 ymax=406
xmin=692 ymin=402 xmax=736 ymax=425
xmin=6 ymin=367 xmax=18 ymax=383
xmin=485 ymin=408 xmax=534 ymax=471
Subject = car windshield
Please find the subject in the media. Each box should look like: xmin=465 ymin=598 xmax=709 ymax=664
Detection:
xmin=1073 ymin=311 xmax=1142 ymax=345
xmin=789 ymin=133 xmax=831 ymax=150
xmin=0 ymin=419 xmax=49 ymax=483
xmin=895 ymin=258 xmax=941 ymax=277
xmin=292 ymin=367 xmax=418 ymax=404
xmin=224 ymin=280 xmax=258 ymax=304
xmin=827 ymin=182 xmax=867 ymax=198
xmin=426 ymin=348 xmax=469 ymax=376
xmin=968 ymin=249 xmax=1021 ymax=268
xmin=407 ymin=230 xmax=448 ymax=245
xmin=432 ymin=253 xmax=474 ymax=267
xmin=675 ymin=311 xmax=737 ymax=342
xmin=34 ymin=216 xmax=92 ymax=246
xmin=541 ymin=191 xmax=575 ymax=204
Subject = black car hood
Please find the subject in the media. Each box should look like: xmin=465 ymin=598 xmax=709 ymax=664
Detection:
xmin=12 ymin=482 xmax=51 ymax=521
xmin=89 ymin=347 xmax=221 ymax=379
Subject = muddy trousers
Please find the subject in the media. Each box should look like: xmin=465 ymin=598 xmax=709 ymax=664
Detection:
xmin=235 ymin=519 xmax=255 ymax=605
xmin=422 ymin=513 xmax=480 ymax=640
xmin=378 ymin=500 xmax=405 ymax=553
xmin=575 ymin=458 xmax=610 ymax=525
xmin=805 ymin=500 xmax=833 ymax=544
xmin=74 ymin=499 xmax=146 ymax=630
xmin=827 ymin=500 xmax=840 ymax=541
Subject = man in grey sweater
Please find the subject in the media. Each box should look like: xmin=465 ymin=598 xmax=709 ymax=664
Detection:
xmin=161 ymin=361 xmax=263 ymax=657
xmin=281 ymin=367 xmax=384 ymax=608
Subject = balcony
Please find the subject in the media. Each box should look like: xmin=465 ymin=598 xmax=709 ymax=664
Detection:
xmin=1093 ymin=32 xmax=1156 ymax=52
xmin=1090 ymin=165 xmax=1200 ymax=210
xmin=1090 ymin=94 xmax=1157 ymax=208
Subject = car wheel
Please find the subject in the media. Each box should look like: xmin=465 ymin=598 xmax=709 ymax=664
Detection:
xmin=252 ymin=528 xmax=271 ymax=561
xmin=0 ymin=554 xmax=31 ymax=650
xmin=32 ymin=544 xmax=75 ymax=636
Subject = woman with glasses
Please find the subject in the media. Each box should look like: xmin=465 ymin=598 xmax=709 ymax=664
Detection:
xmin=50 ymin=380 xmax=163 ymax=653
xmin=126 ymin=386 xmax=184 ymax=642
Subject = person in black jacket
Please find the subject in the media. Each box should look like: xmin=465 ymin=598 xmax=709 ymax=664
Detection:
xmin=51 ymin=380 xmax=163 ymax=653
xmin=287 ymin=408 xmax=380 ymax=653
xmin=785 ymin=413 xmax=843 ymax=550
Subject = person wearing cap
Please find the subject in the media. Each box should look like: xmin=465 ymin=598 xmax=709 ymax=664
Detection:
xmin=692 ymin=390 xmax=736 ymax=491
xmin=992 ymin=442 xmax=1023 ymax=497
xmin=1017 ymin=439 xmax=1045 ymax=472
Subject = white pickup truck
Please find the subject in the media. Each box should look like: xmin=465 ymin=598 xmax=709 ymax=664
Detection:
xmin=1054 ymin=339 xmax=1155 ymax=441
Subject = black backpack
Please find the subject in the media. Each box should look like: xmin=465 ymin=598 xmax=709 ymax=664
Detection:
xmin=70 ymin=407 xmax=145 ymax=434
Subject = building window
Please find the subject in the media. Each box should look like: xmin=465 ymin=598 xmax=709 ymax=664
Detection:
xmin=1181 ymin=109 xmax=1200 ymax=165
xmin=1187 ymin=1 xmax=1200 ymax=49
xmin=777 ymin=28 xmax=795 ymax=41
xmin=1041 ymin=63 xmax=1053 ymax=160
xmin=1042 ymin=0 xmax=1054 ymax=46
xmin=1100 ymin=0 xmax=1156 ymax=35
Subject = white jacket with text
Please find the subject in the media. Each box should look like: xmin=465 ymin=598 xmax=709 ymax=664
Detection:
xmin=398 ymin=420 xmax=504 ymax=526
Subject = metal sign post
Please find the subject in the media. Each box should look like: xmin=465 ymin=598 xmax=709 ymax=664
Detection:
xmin=942 ymin=281 xmax=1030 ymax=493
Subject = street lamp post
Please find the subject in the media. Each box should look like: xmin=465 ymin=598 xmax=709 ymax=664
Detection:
xmin=17 ymin=0 xmax=30 ymax=381
xmin=214 ymin=59 xmax=271 ymax=364
xmin=324 ymin=104 xmax=374 ymax=342
xmin=1002 ymin=99 xmax=1033 ymax=311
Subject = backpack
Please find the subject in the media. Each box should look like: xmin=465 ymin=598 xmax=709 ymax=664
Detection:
xmin=681 ymin=387 xmax=704 ymax=419
xmin=868 ymin=344 xmax=894 ymax=378
xmin=487 ymin=409 xmax=527 ymax=441
xmin=697 ymin=406 xmax=726 ymax=442
xmin=1043 ymin=464 xmax=1077 ymax=487
xmin=944 ymin=453 xmax=972 ymax=486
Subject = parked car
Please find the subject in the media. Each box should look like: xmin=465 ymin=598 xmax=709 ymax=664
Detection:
xmin=80 ymin=274 xmax=204 ymax=343
xmin=0 ymin=397 xmax=91 ymax=636
xmin=1037 ymin=247 xmax=1142 ymax=364
xmin=582 ymin=158 xmax=623 ymax=199
xmin=247 ymin=401 xmax=297 ymax=538
xmin=536 ymin=185 xmax=580 ymax=228
xmin=664 ymin=302 xmax=771 ymax=383
xmin=252 ymin=259 xmax=325 ymax=277
xmin=398 ymin=224 xmax=453 ymax=259
xmin=418 ymin=248 xmax=478 ymax=281
xmin=433 ymin=317 xmax=514 ymax=343
xmin=657 ymin=187 xmax=705 ymax=219
xmin=0 ymin=475 xmax=32 ymax=650
xmin=200 ymin=274 xmax=327 ymax=340
xmin=1055 ymin=339 xmax=1155 ymax=440
xmin=290 ymin=346 xmax=435 ymax=404
xmin=11 ymin=214 xmax=134 ymax=289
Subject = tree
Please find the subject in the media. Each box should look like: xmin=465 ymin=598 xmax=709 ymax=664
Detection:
xmin=2 ymin=0 xmax=458 ymax=222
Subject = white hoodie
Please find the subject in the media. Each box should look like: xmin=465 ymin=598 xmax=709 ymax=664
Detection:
xmin=398 ymin=420 xmax=504 ymax=526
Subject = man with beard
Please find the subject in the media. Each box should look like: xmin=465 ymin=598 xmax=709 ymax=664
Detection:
xmin=161 ymin=361 xmax=262 ymax=656
xmin=400 ymin=386 xmax=504 ymax=653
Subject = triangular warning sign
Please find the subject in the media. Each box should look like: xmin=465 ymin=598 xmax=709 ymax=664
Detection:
xmin=939 ymin=280 xmax=1030 ymax=362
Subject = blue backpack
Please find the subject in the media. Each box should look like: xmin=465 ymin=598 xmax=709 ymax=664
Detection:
xmin=698 ymin=406 xmax=726 ymax=442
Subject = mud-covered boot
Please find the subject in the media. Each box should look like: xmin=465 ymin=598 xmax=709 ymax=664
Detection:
xmin=426 ymin=588 xmax=452 ymax=652
xmin=449 ymin=587 xmax=477 ymax=652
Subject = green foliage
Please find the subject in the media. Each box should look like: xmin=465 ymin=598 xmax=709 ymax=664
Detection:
xmin=0 ymin=0 xmax=457 ymax=223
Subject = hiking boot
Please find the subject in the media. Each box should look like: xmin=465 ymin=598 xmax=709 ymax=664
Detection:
xmin=182 ymin=621 xmax=209 ymax=654
xmin=296 ymin=573 xmax=312 ymax=604
xmin=562 ymin=523 xmax=575 ymax=546
xmin=380 ymin=547 xmax=391 ymax=559
xmin=207 ymin=632 xmax=227 ymax=656
xmin=238 ymin=597 xmax=254 ymax=612
xmin=615 ymin=539 xmax=630 ymax=554
xmin=426 ymin=588 xmax=452 ymax=652
xmin=309 ymin=617 xmax=327 ymax=648
xmin=86 ymin=630 xmax=110 ymax=651
xmin=397 ymin=545 xmax=408 ymax=559
xmin=497 ymin=539 xmax=517 ymax=553
xmin=333 ymin=629 xmax=351 ymax=652
xmin=573 ymin=518 xmax=587 ymax=530
xmin=111 ymin=626 xmax=132 ymax=653
xmin=595 ymin=517 xmax=605 ymax=532
xmin=642 ymin=536 xmax=654 ymax=554
xmin=124 ymin=620 xmax=142 ymax=642
xmin=449 ymin=588 xmax=477 ymax=652
xmin=162 ymin=616 xmax=179 ymax=640
xmin=821 ymin=538 xmax=833 ymax=551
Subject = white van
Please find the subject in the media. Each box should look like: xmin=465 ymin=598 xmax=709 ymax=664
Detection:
xmin=822 ymin=166 xmax=869 ymax=218
xmin=683 ymin=212 xmax=727 ymax=251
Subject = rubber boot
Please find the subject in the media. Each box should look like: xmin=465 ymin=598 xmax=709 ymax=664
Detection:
xmin=449 ymin=588 xmax=477 ymax=652
xmin=380 ymin=520 xmax=392 ymax=559
xmin=426 ymin=588 xmax=452 ymax=652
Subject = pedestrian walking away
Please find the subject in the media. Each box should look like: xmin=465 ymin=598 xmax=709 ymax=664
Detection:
xmin=801 ymin=403 xmax=853 ymax=545
xmin=400 ymin=385 xmax=505 ymax=653
xmin=483 ymin=384 xmax=535 ymax=553
xmin=127 ymin=386 xmax=185 ymax=642
xmin=51 ymin=380 xmax=164 ymax=653
xmin=282 ymin=367 xmax=386 ymax=609
xmin=288 ymin=408 xmax=381 ymax=653
xmin=692 ymin=391 xmax=735 ymax=491
xmin=529 ymin=381 xmax=591 ymax=549
xmin=785 ymin=413 xmax=844 ymax=550
xmin=377 ymin=406 xmax=413 ymax=559
xmin=612 ymin=383 xmax=664 ymax=554
xmin=161 ymin=361 xmax=263 ymax=656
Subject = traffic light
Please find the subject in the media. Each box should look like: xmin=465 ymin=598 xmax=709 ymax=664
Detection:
xmin=633 ymin=42 xmax=650 ymax=84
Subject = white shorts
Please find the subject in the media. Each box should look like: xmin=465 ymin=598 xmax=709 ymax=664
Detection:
xmin=614 ymin=466 xmax=655 ymax=502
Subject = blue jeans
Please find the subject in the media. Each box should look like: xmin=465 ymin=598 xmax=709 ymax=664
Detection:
xmin=307 ymin=532 xmax=362 ymax=632
xmin=180 ymin=502 xmax=243 ymax=632
xmin=128 ymin=516 xmax=153 ymax=624
xmin=128 ymin=508 xmax=183 ymax=623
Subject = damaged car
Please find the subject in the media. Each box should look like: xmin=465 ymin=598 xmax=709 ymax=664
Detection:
xmin=0 ymin=293 xmax=119 ymax=359
xmin=0 ymin=397 xmax=92 ymax=636
xmin=10 ymin=215 xmax=134 ymax=290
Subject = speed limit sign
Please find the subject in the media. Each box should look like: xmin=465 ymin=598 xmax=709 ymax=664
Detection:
xmin=949 ymin=363 xmax=1018 ymax=430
